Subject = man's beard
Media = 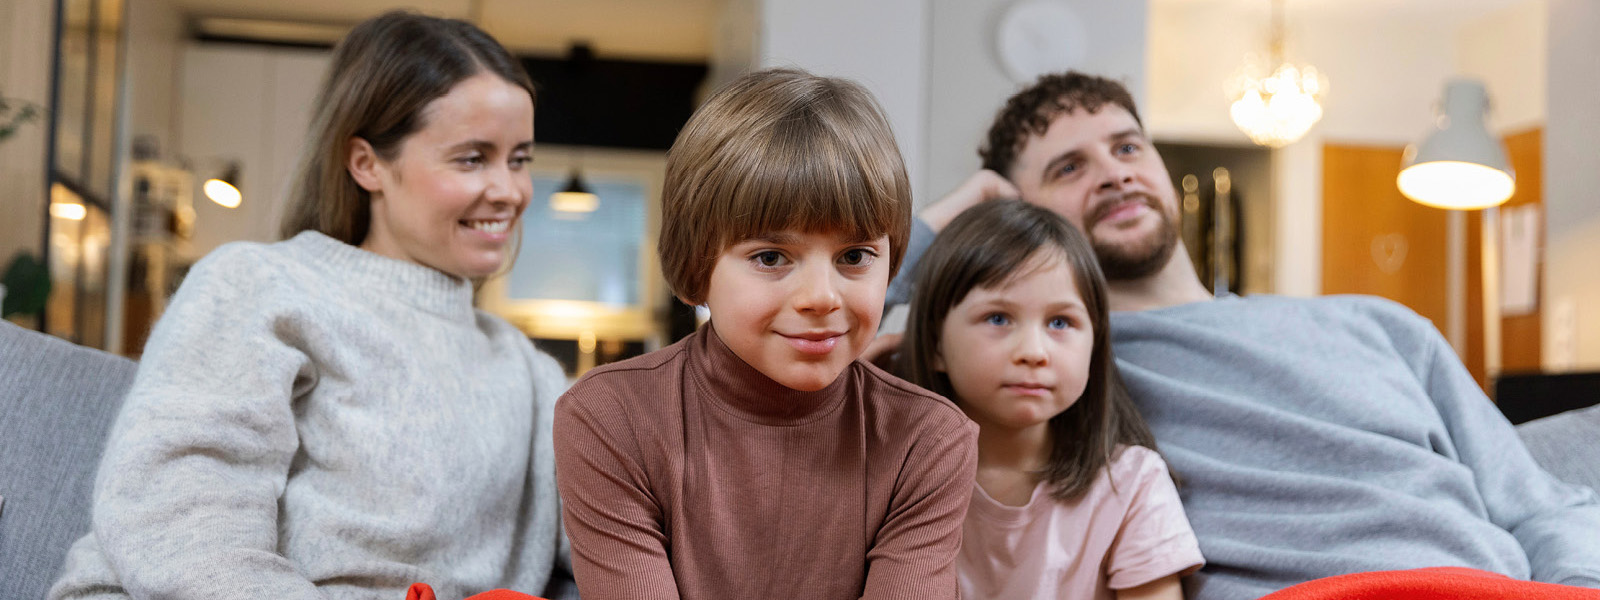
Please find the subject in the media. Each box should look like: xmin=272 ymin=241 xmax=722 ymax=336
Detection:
xmin=1086 ymin=193 xmax=1180 ymax=281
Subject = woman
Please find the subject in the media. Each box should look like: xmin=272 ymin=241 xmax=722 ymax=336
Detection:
xmin=50 ymin=11 xmax=567 ymax=600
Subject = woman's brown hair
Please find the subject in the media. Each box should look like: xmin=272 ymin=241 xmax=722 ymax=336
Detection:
xmin=897 ymin=200 xmax=1159 ymax=501
xmin=279 ymin=10 xmax=535 ymax=244
xmin=658 ymin=68 xmax=911 ymax=305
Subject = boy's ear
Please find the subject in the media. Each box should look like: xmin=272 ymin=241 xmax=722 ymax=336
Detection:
xmin=347 ymin=137 xmax=385 ymax=193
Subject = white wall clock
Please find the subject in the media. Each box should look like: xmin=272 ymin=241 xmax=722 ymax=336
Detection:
xmin=994 ymin=0 xmax=1090 ymax=84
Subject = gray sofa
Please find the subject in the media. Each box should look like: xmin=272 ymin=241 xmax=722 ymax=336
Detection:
xmin=0 ymin=321 xmax=135 ymax=600
xmin=1520 ymin=403 xmax=1600 ymax=496
xmin=1 ymin=320 xmax=1596 ymax=600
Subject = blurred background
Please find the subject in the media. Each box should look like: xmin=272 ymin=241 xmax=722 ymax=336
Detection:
xmin=2 ymin=0 xmax=1597 ymax=398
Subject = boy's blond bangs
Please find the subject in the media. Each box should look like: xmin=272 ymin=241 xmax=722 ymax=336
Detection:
xmin=661 ymin=69 xmax=911 ymax=305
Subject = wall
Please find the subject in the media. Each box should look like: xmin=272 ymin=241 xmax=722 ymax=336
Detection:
xmin=925 ymin=0 xmax=1146 ymax=207
xmin=1544 ymin=0 xmax=1600 ymax=370
xmin=1147 ymin=2 xmax=1461 ymax=298
xmin=121 ymin=0 xmax=184 ymax=160
xmin=1457 ymin=0 xmax=1546 ymax=133
xmin=0 ymin=0 xmax=55 ymax=280
xmin=705 ymin=0 xmax=759 ymax=95
xmin=175 ymin=43 xmax=329 ymax=261
xmin=756 ymin=0 xmax=929 ymax=204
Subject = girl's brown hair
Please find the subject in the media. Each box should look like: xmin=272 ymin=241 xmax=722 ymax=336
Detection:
xmin=897 ymin=200 xmax=1159 ymax=501
xmin=279 ymin=10 xmax=535 ymax=244
xmin=658 ymin=68 xmax=911 ymax=305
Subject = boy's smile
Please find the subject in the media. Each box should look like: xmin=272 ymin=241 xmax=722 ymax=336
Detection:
xmin=704 ymin=230 xmax=891 ymax=392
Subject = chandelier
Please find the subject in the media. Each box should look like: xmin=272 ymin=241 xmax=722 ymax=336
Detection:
xmin=1228 ymin=0 xmax=1326 ymax=148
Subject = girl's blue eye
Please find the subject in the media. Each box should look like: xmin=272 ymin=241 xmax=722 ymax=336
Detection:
xmin=985 ymin=313 xmax=1010 ymax=326
xmin=1118 ymin=142 xmax=1139 ymax=155
xmin=509 ymin=155 xmax=531 ymax=169
xmin=1048 ymin=317 xmax=1071 ymax=330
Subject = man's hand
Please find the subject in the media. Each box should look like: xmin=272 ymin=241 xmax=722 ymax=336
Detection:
xmin=920 ymin=170 xmax=1021 ymax=232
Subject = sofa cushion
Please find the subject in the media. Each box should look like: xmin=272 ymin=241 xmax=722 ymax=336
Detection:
xmin=0 ymin=321 xmax=136 ymax=600
xmin=1517 ymin=403 xmax=1600 ymax=494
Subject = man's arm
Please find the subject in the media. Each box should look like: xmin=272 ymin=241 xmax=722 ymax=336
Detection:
xmin=886 ymin=170 xmax=1019 ymax=307
xmin=1416 ymin=322 xmax=1600 ymax=587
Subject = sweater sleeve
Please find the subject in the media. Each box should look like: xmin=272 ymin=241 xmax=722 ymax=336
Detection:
xmin=1411 ymin=315 xmax=1600 ymax=588
xmin=860 ymin=417 xmax=978 ymax=600
xmin=553 ymin=383 xmax=681 ymax=599
xmin=527 ymin=347 xmax=575 ymax=581
xmin=90 ymin=245 xmax=320 ymax=599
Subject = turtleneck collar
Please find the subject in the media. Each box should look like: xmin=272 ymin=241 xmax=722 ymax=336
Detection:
xmin=687 ymin=322 xmax=850 ymax=426
xmin=284 ymin=230 xmax=476 ymax=322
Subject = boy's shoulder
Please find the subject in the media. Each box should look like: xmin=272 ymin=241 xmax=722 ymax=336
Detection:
xmin=849 ymin=359 xmax=972 ymax=432
xmin=564 ymin=340 xmax=689 ymax=400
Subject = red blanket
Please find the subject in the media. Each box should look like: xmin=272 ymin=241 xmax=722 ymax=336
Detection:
xmin=1259 ymin=567 xmax=1600 ymax=599
xmin=405 ymin=582 xmax=545 ymax=600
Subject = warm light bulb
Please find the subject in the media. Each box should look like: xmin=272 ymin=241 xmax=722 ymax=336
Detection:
xmin=1397 ymin=161 xmax=1515 ymax=210
xmin=204 ymin=178 xmax=242 ymax=208
xmin=550 ymin=190 xmax=599 ymax=213
xmin=50 ymin=202 xmax=87 ymax=220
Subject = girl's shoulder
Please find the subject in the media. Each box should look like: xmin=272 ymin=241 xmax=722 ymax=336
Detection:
xmin=1106 ymin=444 xmax=1173 ymax=488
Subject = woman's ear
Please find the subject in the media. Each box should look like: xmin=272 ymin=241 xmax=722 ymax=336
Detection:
xmin=347 ymin=137 xmax=385 ymax=193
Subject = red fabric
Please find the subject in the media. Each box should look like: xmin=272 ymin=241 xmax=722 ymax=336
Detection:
xmin=405 ymin=583 xmax=546 ymax=600
xmin=1259 ymin=567 xmax=1600 ymax=600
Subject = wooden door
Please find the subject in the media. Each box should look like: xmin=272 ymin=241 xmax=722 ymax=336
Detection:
xmin=1322 ymin=144 xmax=1450 ymax=330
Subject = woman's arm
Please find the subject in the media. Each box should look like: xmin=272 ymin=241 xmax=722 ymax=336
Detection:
xmin=90 ymin=245 xmax=318 ymax=599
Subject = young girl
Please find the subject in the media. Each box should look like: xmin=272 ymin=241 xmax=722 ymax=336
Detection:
xmin=898 ymin=200 xmax=1203 ymax=600
xmin=50 ymin=12 xmax=569 ymax=600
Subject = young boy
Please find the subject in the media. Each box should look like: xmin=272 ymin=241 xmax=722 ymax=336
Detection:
xmin=553 ymin=68 xmax=979 ymax=599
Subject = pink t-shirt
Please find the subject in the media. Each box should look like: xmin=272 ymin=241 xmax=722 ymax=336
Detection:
xmin=958 ymin=445 xmax=1204 ymax=600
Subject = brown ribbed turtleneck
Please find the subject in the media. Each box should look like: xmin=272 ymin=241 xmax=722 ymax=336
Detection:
xmin=554 ymin=323 xmax=977 ymax=600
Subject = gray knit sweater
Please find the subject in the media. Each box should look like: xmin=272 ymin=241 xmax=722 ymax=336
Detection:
xmin=1112 ymin=294 xmax=1600 ymax=599
xmin=49 ymin=231 xmax=568 ymax=600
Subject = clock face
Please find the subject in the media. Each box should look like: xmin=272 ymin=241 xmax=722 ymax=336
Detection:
xmin=995 ymin=0 xmax=1089 ymax=84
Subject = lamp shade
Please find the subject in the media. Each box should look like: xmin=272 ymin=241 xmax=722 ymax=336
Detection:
xmin=550 ymin=169 xmax=599 ymax=214
xmin=1397 ymin=79 xmax=1514 ymax=210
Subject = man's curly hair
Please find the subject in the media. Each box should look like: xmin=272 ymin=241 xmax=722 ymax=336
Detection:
xmin=979 ymin=72 xmax=1142 ymax=178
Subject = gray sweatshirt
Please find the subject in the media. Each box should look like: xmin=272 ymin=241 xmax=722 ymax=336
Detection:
xmin=49 ymin=231 xmax=568 ymax=600
xmin=1111 ymin=294 xmax=1600 ymax=599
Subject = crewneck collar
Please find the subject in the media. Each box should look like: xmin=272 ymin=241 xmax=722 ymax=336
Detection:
xmin=285 ymin=230 xmax=476 ymax=322
xmin=966 ymin=480 xmax=1051 ymax=526
xmin=688 ymin=322 xmax=849 ymax=426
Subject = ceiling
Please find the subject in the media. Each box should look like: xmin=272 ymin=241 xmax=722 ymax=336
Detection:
xmin=1149 ymin=0 xmax=1532 ymax=29
xmin=167 ymin=0 xmax=1534 ymax=63
xmin=171 ymin=0 xmax=724 ymax=62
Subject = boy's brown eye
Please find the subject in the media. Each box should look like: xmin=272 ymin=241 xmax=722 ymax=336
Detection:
xmin=755 ymin=251 xmax=784 ymax=267
xmin=840 ymin=249 xmax=873 ymax=266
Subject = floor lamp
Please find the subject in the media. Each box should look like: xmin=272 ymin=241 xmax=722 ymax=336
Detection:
xmin=1397 ymin=79 xmax=1516 ymax=384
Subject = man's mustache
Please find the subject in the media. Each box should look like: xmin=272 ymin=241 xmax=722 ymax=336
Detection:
xmin=1086 ymin=192 xmax=1160 ymax=229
